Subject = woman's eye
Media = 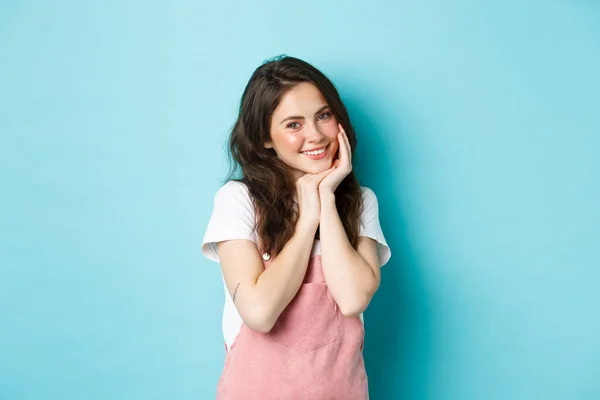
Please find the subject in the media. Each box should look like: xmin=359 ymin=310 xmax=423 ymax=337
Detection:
xmin=286 ymin=122 xmax=300 ymax=129
xmin=318 ymin=112 xmax=331 ymax=120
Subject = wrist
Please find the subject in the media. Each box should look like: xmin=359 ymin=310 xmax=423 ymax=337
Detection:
xmin=297 ymin=215 xmax=319 ymax=233
xmin=320 ymin=191 xmax=336 ymax=204
xmin=319 ymin=190 xmax=335 ymax=200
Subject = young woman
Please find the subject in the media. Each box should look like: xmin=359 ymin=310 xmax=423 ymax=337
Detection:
xmin=201 ymin=55 xmax=391 ymax=399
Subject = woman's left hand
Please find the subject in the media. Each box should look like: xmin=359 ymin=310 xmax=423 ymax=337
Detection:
xmin=318 ymin=123 xmax=352 ymax=196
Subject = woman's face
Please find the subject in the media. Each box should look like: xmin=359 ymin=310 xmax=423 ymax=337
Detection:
xmin=266 ymin=82 xmax=340 ymax=180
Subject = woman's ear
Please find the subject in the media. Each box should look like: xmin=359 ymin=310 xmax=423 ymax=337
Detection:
xmin=264 ymin=141 xmax=273 ymax=149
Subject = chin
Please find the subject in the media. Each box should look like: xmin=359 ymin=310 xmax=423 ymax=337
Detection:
xmin=307 ymin=163 xmax=331 ymax=174
xmin=290 ymin=155 xmax=333 ymax=176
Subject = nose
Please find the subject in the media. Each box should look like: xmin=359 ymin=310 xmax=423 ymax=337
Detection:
xmin=305 ymin=121 xmax=326 ymax=143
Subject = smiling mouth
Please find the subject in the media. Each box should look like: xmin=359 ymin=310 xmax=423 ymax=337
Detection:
xmin=301 ymin=148 xmax=326 ymax=156
xmin=300 ymin=145 xmax=329 ymax=160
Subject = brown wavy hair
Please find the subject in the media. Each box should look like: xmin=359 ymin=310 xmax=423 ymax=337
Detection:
xmin=225 ymin=55 xmax=364 ymax=256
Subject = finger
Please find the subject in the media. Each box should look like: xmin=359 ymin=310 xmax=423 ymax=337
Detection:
xmin=338 ymin=126 xmax=346 ymax=152
xmin=339 ymin=129 xmax=350 ymax=155
xmin=316 ymin=169 xmax=336 ymax=184
xmin=302 ymin=168 xmax=333 ymax=187
xmin=318 ymin=165 xmax=336 ymax=176
xmin=344 ymin=131 xmax=352 ymax=158
xmin=338 ymin=132 xmax=349 ymax=161
xmin=343 ymin=132 xmax=352 ymax=162
xmin=334 ymin=131 xmax=343 ymax=160
xmin=314 ymin=167 xmax=336 ymax=182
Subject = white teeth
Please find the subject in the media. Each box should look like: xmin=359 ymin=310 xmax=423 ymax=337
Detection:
xmin=302 ymin=148 xmax=326 ymax=156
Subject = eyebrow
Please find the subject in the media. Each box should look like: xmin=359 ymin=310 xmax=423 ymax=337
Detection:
xmin=279 ymin=105 xmax=331 ymax=125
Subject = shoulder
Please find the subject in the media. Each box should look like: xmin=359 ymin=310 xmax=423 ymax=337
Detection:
xmin=359 ymin=186 xmax=376 ymax=198
xmin=211 ymin=180 xmax=257 ymax=221
xmin=357 ymin=186 xmax=391 ymax=266
xmin=359 ymin=186 xmax=379 ymax=208
xmin=358 ymin=186 xmax=382 ymax=225
xmin=202 ymin=180 xmax=257 ymax=262
xmin=215 ymin=180 xmax=250 ymax=198
xmin=213 ymin=180 xmax=253 ymax=206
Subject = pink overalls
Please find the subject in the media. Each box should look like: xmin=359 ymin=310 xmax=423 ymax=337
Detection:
xmin=216 ymin=252 xmax=369 ymax=399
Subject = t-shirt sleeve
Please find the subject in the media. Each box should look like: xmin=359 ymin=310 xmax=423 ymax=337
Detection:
xmin=201 ymin=181 xmax=257 ymax=263
xmin=359 ymin=187 xmax=391 ymax=267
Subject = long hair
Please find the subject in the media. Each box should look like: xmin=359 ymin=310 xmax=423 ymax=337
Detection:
xmin=225 ymin=55 xmax=363 ymax=256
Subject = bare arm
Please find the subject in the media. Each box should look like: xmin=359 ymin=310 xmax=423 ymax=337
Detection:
xmin=318 ymin=192 xmax=381 ymax=316
xmin=217 ymin=166 xmax=335 ymax=333
xmin=217 ymin=218 xmax=318 ymax=333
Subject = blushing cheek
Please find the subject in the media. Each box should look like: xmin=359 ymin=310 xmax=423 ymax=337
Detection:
xmin=332 ymin=142 xmax=340 ymax=160
xmin=323 ymin=119 xmax=339 ymax=136
xmin=329 ymin=123 xmax=341 ymax=158
xmin=285 ymin=132 xmax=304 ymax=152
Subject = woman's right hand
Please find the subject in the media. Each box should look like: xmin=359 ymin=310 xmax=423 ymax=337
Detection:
xmin=295 ymin=166 xmax=336 ymax=229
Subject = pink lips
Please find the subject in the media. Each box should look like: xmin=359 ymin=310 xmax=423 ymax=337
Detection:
xmin=301 ymin=146 xmax=328 ymax=160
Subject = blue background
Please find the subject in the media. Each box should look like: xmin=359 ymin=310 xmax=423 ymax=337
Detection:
xmin=1 ymin=1 xmax=599 ymax=399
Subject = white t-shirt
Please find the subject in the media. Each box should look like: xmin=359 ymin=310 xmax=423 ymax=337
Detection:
xmin=201 ymin=180 xmax=391 ymax=349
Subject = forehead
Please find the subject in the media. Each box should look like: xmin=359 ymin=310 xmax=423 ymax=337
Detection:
xmin=274 ymin=82 xmax=327 ymax=115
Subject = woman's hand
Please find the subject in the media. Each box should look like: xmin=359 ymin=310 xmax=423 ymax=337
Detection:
xmin=296 ymin=165 xmax=336 ymax=228
xmin=319 ymin=124 xmax=352 ymax=196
